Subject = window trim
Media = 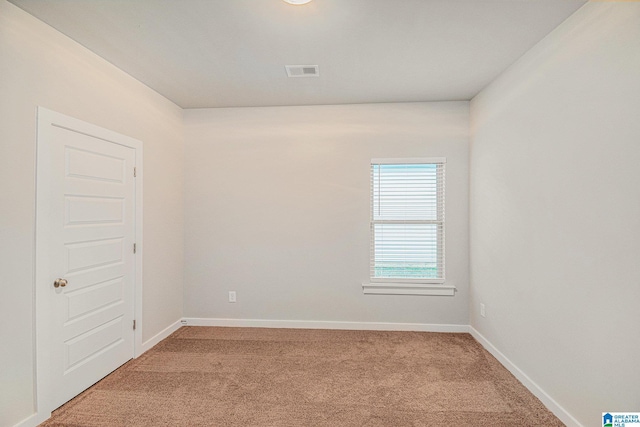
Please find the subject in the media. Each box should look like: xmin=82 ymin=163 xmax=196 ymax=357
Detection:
xmin=363 ymin=157 xmax=454 ymax=296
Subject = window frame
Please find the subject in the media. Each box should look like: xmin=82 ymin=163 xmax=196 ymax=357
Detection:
xmin=363 ymin=157 xmax=454 ymax=296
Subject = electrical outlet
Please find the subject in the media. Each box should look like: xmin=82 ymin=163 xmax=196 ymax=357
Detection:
xmin=228 ymin=291 xmax=237 ymax=303
xmin=180 ymin=319 xmax=187 ymax=325
xmin=480 ymin=303 xmax=486 ymax=318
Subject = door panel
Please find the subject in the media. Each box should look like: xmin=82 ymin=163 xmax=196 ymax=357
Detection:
xmin=65 ymin=277 xmax=124 ymax=320
xmin=65 ymin=317 xmax=125 ymax=370
xmin=65 ymin=147 xmax=126 ymax=183
xmin=65 ymin=238 xmax=125 ymax=272
xmin=65 ymin=196 xmax=125 ymax=225
xmin=38 ymin=113 xmax=137 ymax=411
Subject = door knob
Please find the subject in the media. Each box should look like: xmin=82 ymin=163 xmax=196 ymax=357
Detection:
xmin=53 ymin=278 xmax=68 ymax=288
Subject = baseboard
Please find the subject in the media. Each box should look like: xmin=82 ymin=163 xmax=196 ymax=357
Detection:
xmin=468 ymin=326 xmax=583 ymax=427
xmin=139 ymin=319 xmax=183 ymax=356
xmin=183 ymin=317 xmax=470 ymax=333
xmin=12 ymin=410 xmax=50 ymax=427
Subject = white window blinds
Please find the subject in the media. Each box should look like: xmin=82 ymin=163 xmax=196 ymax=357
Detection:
xmin=370 ymin=158 xmax=445 ymax=283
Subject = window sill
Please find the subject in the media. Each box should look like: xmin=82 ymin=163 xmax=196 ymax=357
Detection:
xmin=362 ymin=283 xmax=456 ymax=296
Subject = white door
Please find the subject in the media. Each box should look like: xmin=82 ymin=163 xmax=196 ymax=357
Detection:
xmin=36 ymin=109 xmax=139 ymax=412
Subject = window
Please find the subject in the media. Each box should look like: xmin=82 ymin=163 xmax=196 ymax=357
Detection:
xmin=363 ymin=158 xmax=453 ymax=296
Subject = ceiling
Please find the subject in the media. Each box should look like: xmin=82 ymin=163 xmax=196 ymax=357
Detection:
xmin=9 ymin=0 xmax=586 ymax=109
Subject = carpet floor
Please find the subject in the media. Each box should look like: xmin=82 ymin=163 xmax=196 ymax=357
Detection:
xmin=41 ymin=327 xmax=563 ymax=426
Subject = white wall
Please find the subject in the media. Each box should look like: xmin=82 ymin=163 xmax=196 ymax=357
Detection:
xmin=183 ymin=102 xmax=469 ymax=326
xmin=0 ymin=2 xmax=184 ymax=425
xmin=470 ymin=3 xmax=640 ymax=426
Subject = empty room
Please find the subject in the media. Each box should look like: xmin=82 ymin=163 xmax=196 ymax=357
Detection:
xmin=1 ymin=0 xmax=639 ymax=426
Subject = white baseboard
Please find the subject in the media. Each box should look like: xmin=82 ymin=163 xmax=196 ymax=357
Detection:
xmin=183 ymin=317 xmax=470 ymax=333
xmin=469 ymin=326 xmax=582 ymax=427
xmin=138 ymin=319 xmax=183 ymax=356
xmin=12 ymin=411 xmax=50 ymax=427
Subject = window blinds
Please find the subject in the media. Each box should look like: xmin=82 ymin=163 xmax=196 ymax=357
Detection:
xmin=370 ymin=159 xmax=445 ymax=283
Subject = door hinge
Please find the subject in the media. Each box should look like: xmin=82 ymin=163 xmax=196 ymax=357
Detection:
xmin=133 ymin=243 xmax=137 ymax=254
xmin=133 ymin=167 xmax=137 ymax=177
xmin=133 ymin=320 xmax=136 ymax=330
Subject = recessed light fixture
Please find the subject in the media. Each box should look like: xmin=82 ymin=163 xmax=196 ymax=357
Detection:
xmin=282 ymin=0 xmax=313 ymax=5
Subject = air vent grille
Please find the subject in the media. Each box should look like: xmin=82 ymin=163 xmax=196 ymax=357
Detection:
xmin=285 ymin=65 xmax=319 ymax=78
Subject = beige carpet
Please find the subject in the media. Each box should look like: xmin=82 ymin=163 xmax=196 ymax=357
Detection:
xmin=41 ymin=327 xmax=563 ymax=426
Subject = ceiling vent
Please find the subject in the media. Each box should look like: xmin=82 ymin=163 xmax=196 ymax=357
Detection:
xmin=285 ymin=65 xmax=319 ymax=78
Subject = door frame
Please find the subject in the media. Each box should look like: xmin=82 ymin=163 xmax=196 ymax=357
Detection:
xmin=34 ymin=107 xmax=144 ymax=419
